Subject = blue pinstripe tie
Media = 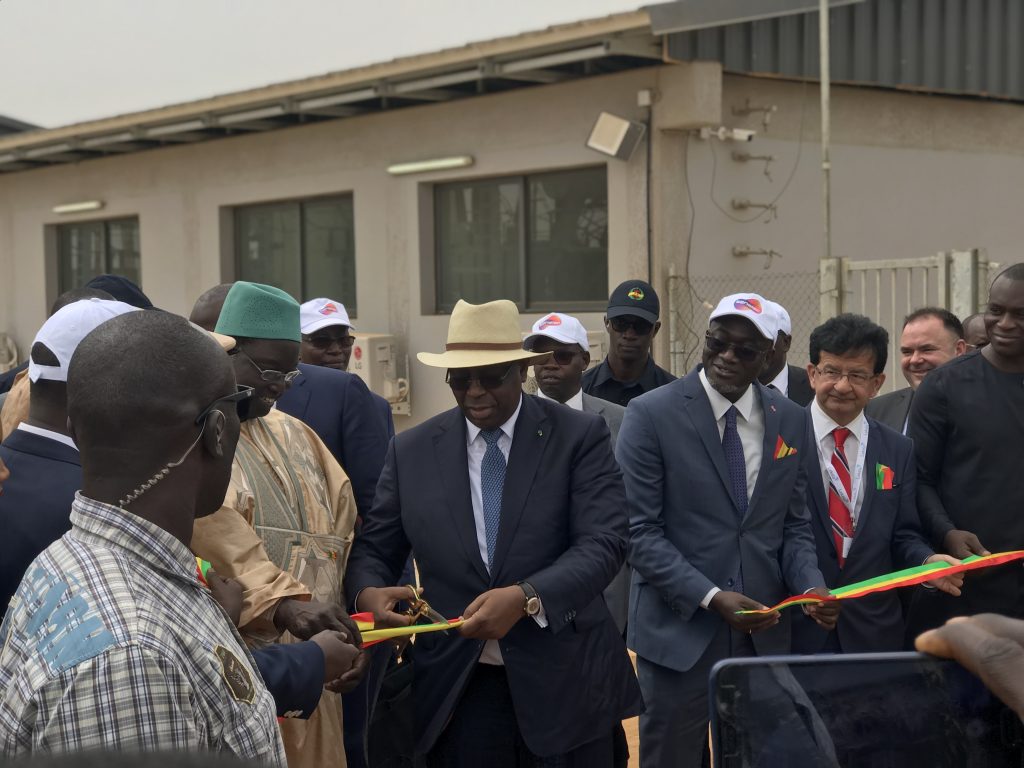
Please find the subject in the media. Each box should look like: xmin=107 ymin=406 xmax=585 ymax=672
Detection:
xmin=723 ymin=406 xmax=747 ymax=593
xmin=481 ymin=429 xmax=506 ymax=569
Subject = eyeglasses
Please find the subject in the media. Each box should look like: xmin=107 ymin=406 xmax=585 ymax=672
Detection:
xmin=195 ymin=385 xmax=255 ymax=425
xmin=446 ymin=364 xmax=517 ymax=392
xmin=539 ymin=349 xmax=580 ymax=366
xmin=303 ymin=333 xmax=355 ymax=350
xmin=704 ymin=332 xmax=765 ymax=363
xmin=814 ymin=366 xmax=876 ymax=387
xmin=609 ymin=316 xmax=654 ymax=336
xmin=235 ymin=348 xmax=302 ymax=386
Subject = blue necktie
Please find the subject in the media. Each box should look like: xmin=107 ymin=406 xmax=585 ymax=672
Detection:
xmin=723 ymin=406 xmax=747 ymax=593
xmin=480 ymin=429 xmax=506 ymax=569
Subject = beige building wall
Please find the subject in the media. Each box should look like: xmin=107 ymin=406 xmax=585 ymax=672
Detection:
xmin=1 ymin=62 xmax=1022 ymax=426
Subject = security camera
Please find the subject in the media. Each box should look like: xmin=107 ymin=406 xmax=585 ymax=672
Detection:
xmin=697 ymin=126 xmax=757 ymax=142
xmin=729 ymin=128 xmax=756 ymax=142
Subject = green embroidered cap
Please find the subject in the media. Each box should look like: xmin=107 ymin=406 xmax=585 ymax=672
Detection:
xmin=214 ymin=281 xmax=301 ymax=342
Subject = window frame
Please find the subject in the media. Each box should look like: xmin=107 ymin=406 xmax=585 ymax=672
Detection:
xmin=55 ymin=216 xmax=142 ymax=295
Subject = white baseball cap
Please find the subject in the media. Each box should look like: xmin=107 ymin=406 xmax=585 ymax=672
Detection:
xmin=523 ymin=312 xmax=589 ymax=352
xmin=299 ymin=298 xmax=355 ymax=335
xmin=765 ymin=300 xmax=792 ymax=336
xmin=29 ymin=298 xmax=141 ymax=383
xmin=708 ymin=293 xmax=778 ymax=342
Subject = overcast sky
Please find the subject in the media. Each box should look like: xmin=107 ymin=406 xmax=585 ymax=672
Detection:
xmin=1 ymin=0 xmax=645 ymax=128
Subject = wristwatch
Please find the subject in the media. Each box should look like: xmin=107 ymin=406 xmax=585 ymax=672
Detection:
xmin=517 ymin=581 xmax=541 ymax=617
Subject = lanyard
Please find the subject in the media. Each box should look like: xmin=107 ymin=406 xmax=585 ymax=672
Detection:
xmin=818 ymin=417 xmax=870 ymax=531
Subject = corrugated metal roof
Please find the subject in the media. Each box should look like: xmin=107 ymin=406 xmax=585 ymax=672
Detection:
xmin=665 ymin=0 xmax=1024 ymax=102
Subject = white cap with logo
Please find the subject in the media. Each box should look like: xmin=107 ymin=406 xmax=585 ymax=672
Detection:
xmin=29 ymin=298 xmax=141 ymax=383
xmin=708 ymin=293 xmax=778 ymax=342
xmin=300 ymin=298 xmax=355 ymax=335
xmin=764 ymin=300 xmax=792 ymax=336
xmin=523 ymin=312 xmax=590 ymax=352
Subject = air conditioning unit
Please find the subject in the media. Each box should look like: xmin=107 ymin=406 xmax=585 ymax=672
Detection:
xmin=350 ymin=333 xmax=410 ymax=416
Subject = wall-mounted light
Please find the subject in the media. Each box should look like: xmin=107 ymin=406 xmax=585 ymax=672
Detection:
xmin=586 ymin=112 xmax=646 ymax=161
xmin=52 ymin=200 xmax=105 ymax=215
xmin=387 ymin=155 xmax=474 ymax=176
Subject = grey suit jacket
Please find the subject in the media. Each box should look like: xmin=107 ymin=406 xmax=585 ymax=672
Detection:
xmin=866 ymin=386 xmax=913 ymax=434
xmin=583 ymin=392 xmax=629 ymax=633
xmin=617 ymin=372 xmax=824 ymax=672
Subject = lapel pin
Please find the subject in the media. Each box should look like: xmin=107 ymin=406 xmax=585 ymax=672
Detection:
xmin=537 ymin=429 xmax=544 ymax=437
xmin=770 ymin=404 xmax=777 ymax=413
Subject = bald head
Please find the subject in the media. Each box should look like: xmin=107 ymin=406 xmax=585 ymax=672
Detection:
xmin=190 ymin=283 xmax=234 ymax=332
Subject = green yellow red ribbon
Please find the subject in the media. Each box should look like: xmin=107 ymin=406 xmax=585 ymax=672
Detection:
xmin=736 ymin=550 xmax=1024 ymax=614
xmin=351 ymin=611 xmax=463 ymax=647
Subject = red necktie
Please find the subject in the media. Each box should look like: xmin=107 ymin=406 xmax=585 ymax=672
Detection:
xmin=828 ymin=427 xmax=854 ymax=567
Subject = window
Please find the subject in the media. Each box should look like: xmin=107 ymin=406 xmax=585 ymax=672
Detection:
xmin=235 ymin=194 xmax=356 ymax=313
xmin=57 ymin=217 xmax=141 ymax=293
xmin=434 ymin=166 xmax=608 ymax=312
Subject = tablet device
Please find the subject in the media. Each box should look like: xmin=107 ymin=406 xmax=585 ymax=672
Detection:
xmin=709 ymin=652 xmax=1023 ymax=767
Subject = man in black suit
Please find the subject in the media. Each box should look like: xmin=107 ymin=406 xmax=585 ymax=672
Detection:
xmin=758 ymin=299 xmax=813 ymax=406
xmin=791 ymin=314 xmax=961 ymax=655
xmin=866 ymin=308 xmax=966 ymax=434
xmin=347 ymin=299 xmax=642 ymax=767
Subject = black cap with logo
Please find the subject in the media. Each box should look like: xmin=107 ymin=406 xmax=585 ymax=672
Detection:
xmin=606 ymin=279 xmax=660 ymax=324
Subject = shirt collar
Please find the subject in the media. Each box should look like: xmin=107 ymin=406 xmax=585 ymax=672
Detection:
xmin=699 ymin=368 xmax=756 ymax=422
xmin=536 ymin=387 xmax=584 ymax=411
xmin=465 ymin=394 xmax=523 ymax=446
xmin=766 ymin=365 xmax=790 ymax=395
xmin=810 ymin=397 xmax=866 ymax=445
xmin=16 ymin=422 xmax=78 ymax=450
xmin=593 ymin=356 xmax=658 ymax=387
xmin=69 ymin=491 xmax=200 ymax=585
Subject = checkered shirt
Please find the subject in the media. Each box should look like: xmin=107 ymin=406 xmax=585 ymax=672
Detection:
xmin=0 ymin=493 xmax=286 ymax=765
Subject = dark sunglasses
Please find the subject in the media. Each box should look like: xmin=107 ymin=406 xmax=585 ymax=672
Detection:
xmin=195 ymin=385 xmax=255 ymax=425
xmin=704 ymin=332 xmax=765 ymax=363
xmin=446 ymin=364 xmax=517 ymax=393
xmin=541 ymin=349 xmax=580 ymax=366
xmin=609 ymin=316 xmax=654 ymax=335
xmin=303 ymin=333 xmax=355 ymax=350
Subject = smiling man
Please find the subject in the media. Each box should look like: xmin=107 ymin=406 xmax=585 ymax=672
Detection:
xmin=908 ymin=264 xmax=1024 ymax=633
xmin=618 ymin=293 xmax=836 ymax=768
xmin=346 ymin=299 xmax=641 ymax=767
xmin=791 ymin=314 xmax=961 ymax=655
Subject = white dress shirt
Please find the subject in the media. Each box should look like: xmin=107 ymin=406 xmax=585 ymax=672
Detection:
xmin=810 ymin=399 xmax=867 ymax=527
xmin=16 ymin=422 xmax=78 ymax=450
xmin=464 ymin=395 xmax=546 ymax=664
xmin=766 ymin=364 xmax=790 ymax=396
xmin=697 ymin=370 xmax=765 ymax=608
xmin=536 ymin=387 xmax=584 ymax=411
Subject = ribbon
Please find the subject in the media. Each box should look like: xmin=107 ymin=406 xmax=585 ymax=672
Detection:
xmin=736 ymin=550 xmax=1024 ymax=614
xmin=195 ymin=556 xmax=212 ymax=587
xmin=350 ymin=611 xmax=464 ymax=647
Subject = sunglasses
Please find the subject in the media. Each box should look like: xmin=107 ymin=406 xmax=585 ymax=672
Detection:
xmin=609 ymin=316 xmax=654 ymax=335
xmin=704 ymin=332 xmax=765 ymax=363
xmin=195 ymin=385 xmax=255 ymax=425
xmin=446 ymin=364 xmax=517 ymax=393
xmin=234 ymin=348 xmax=302 ymax=386
xmin=303 ymin=333 xmax=355 ymax=350
xmin=539 ymin=349 xmax=580 ymax=366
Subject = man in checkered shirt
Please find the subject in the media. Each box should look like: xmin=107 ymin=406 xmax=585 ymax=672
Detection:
xmin=0 ymin=310 xmax=286 ymax=764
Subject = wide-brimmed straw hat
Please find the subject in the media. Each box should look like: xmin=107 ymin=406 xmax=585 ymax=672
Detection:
xmin=417 ymin=299 xmax=550 ymax=370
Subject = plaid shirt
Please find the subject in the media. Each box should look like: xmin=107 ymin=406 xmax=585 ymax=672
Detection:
xmin=0 ymin=493 xmax=286 ymax=765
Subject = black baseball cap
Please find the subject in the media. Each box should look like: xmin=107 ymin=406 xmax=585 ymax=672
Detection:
xmin=606 ymin=279 xmax=660 ymax=324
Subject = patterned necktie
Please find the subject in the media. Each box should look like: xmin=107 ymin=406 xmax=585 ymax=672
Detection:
xmin=723 ymin=406 xmax=748 ymax=515
xmin=829 ymin=427 xmax=854 ymax=567
xmin=480 ymin=429 xmax=506 ymax=569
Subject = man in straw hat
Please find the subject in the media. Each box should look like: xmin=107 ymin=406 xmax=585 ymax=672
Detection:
xmin=347 ymin=299 xmax=642 ymax=766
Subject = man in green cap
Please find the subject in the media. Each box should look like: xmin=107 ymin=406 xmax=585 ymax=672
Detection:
xmin=190 ymin=281 xmax=365 ymax=768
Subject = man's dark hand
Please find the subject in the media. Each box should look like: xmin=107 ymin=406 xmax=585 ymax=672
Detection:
xmin=206 ymin=569 xmax=243 ymax=627
xmin=709 ymin=591 xmax=780 ymax=634
xmin=459 ymin=586 xmax=526 ymax=640
xmin=310 ymin=630 xmax=368 ymax=694
xmin=802 ymin=587 xmax=841 ymax=630
xmin=916 ymin=614 xmax=1024 ymax=719
xmin=943 ymin=529 xmax=990 ymax=559
xmin=274 ymin=598 xmax=350 ymax=640
xmin=357 ymin=586 xmax=416 ymax=630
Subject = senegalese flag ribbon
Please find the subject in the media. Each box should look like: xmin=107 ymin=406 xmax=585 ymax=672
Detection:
xmin=196 ymin=556 xmax=212 ymax=587
xmin=737 ymin=550 xmax=1024 ymax=614
xmin=876 ymin=463 xmax=895 ymax=490
xmin=774 ymin=435 xmax=797 ymax=459
xmin=350 ymin=611 xmax=464 ymax=648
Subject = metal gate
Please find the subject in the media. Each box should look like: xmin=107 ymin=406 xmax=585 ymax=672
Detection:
xmin=820 ymin=249 xmax=996 ymax=391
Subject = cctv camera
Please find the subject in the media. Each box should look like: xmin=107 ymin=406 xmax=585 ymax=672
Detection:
xmin=729 ymin=128 xmax=756 ymax=142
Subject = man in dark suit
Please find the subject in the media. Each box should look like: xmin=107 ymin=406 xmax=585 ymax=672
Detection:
xmin=189 ymin=284 xmax=391 ymax=520
xmin=758 ymin=299 xmax=813 ymax=406
xmin=618 ymin=292 xmax=838 ymax=768
xmin=866 ymin=307 xmax=966 ymax=434
xmin=347 ymin=299 xmax=642 ymax=767
xmin=791 ymin=314 xmax=961 ymax=655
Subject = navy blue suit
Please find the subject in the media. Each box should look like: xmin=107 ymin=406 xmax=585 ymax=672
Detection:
xmin=346 ymin=394 xmax=643 ymax=758
xmin=792 ymin=415 xmax=932 ymax=654
xmin=277 ymin=363 xmax=391 ymax=519
xmin=0 ymin=428 xmax=324 ymax=718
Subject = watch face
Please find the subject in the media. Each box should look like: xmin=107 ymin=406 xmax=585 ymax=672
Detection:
xmin=526 ymin=597 xmax=540 ymax=616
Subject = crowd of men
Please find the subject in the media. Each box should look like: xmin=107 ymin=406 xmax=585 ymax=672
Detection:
xmin=0 ymin=264 xmax=1022 ymax=768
